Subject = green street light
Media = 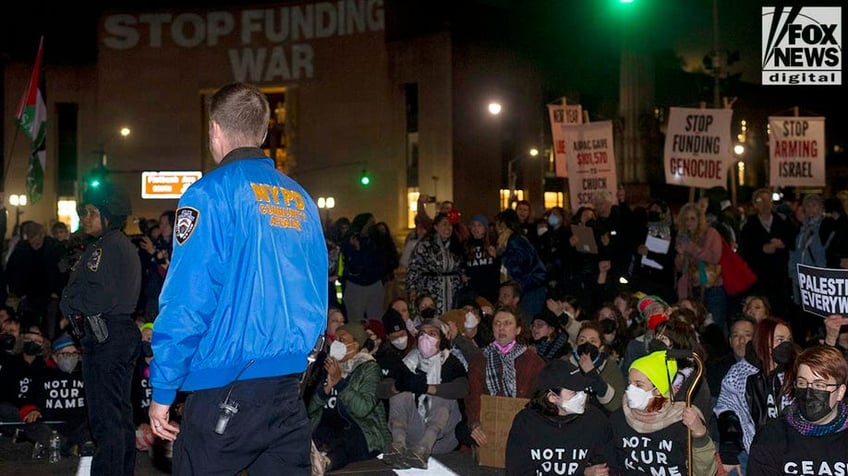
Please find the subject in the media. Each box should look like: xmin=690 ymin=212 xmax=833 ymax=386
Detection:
xmin=359 ymin=169 xmax=371 ymax=186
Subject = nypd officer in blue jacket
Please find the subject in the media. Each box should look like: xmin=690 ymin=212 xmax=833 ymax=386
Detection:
xmin=149 ymin=82 xmax=329 ymax=475
xmin=59 ymin=181 xmax=141 ymax=476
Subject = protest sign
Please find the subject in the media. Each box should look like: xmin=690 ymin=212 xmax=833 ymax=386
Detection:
xmin=797 ymin=264 xmax=848 ymax=317
xmin=663 ymin=107 xmax=732 ymax=189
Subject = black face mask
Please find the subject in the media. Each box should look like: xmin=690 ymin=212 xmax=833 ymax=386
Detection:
xmin=600 ymin=319 xmax=617 ymax=335
xmin=772 ymin=341 xmax=794 ymax=367
xmin=22 ymin=341 xmax=42 ymax=356
xmin=420 ymin=308 xmax=436 ymax=320
xmin=648 ymin=338 xmax=669 ymax=353
xmin=575 ymin=342 xmax=600 ymax=361
xmin=0 ymin=334 xmax=16 ymax=352
xmin=141 ymin=341 xmax=154 ymax=358
xmin=795 ymin=387 xmax=835 ymax=422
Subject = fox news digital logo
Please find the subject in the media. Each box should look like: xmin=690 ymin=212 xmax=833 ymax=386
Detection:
xmin=762 ymin=7 xmax=841 ymax=85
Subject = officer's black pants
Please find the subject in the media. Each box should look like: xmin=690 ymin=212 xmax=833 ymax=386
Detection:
xmin=173 ymin=375 xmax=310 ymax=476
xmin=81 ymin=318 xmax=140 ymax=476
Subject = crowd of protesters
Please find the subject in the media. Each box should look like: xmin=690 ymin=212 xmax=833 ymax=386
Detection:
xmin=4 ymin=183 xmax=848 ymax=475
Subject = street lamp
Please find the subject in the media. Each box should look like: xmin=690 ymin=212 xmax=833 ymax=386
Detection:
xmin=9 ymin=194 xmax=28 ymax=237
xmin=487 ymin=102 xmax=502 ymax=115
xmin=317 ymin=196 xmax=335 ymax=229
xmin=98 ymin=126 xmax=132 ymax=167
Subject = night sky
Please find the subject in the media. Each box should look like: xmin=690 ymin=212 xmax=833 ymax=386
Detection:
xmin=2 ymin=0 xmax=845 ymax=147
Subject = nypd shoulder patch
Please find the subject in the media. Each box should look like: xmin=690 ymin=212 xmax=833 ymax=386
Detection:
xmin=175 ymin=207 xmax=200 ymax=245
xmin=87 ymin=248 xmax=102 ymax=272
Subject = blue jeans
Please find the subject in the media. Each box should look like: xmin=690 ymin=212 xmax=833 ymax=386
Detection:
xmin=81 ymin=318 xmax=140 ymax=476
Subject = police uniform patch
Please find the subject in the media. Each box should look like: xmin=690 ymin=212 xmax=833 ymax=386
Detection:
xmin=175 ymin=207 xmax=200 ymax=245
xmin=87 ymin=248 xmax=102 ymax=272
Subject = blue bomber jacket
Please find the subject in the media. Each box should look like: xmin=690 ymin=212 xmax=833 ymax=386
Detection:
xmin=150 ymin=148 xmax=328 ymax=405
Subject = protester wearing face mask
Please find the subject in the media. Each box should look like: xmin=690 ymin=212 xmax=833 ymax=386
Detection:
xmin=375 ymin=307 xmax=416 ymax=416
xmin=568 ymin=321 xmax=625 ymax=414
xmin=0 ymin=316 xmax=22 ymax=355
xmin=506 ymin=359 xmax=614 ymax=476
xmin=715 ymin=317 xmax=796 ymax=475
xmin=0 ymin=328 xmax=48 ymax=429
xmin=380 ymin=318 xmax=468 ymax=470
xmin=610 ymin=351 xmax=718 ymax=476
xmin=748 ymin=346 xmax=848 ymax=475
xmin=19 ymin=334 xmax=92 ymax=458
xmin=650 ymin=317 xmax=713 ymax=420
xmin=530 ymin=307 xmax=570 ymax=362
xmin=465 ymin=306 xmax=546 ymax=449
xmin=308 ymin=322 xmax=389 ymax=473
xmin=132 ymin=322 xmax=156 ymax=451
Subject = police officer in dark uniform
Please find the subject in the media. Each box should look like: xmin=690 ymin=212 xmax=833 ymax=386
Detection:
xmin=60 ymin=181 xmax=141 ymax=476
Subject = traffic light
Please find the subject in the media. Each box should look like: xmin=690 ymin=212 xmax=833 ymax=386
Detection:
xmin=85 ymin=165 xmax=108 ymax=193
xmin=359 ymin=169 xmax=371 ymax=186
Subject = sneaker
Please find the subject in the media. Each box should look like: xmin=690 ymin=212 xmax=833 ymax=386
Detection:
xmin=381 ymin=442 xmax=408 ymax=469
xmin=402 ymin=447 xmax=429 ymax=470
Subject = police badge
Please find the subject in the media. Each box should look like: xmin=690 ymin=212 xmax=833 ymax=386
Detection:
xmin=87 ymin=248 xmax=103 ymax=272
xmin=175 ymin=207 xmax=200 ymax=245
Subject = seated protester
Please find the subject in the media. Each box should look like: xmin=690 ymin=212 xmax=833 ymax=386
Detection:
xmin=388 ymin=298 xmax=418 ymax=339
xmin=465 ymin=306 xmax=546 ymax=448
xmin=506 ymin=360 xmax=615 ymax=476
xmin=620 ymin=294 xmax=670 ymax=377
xmin=596 ymin=303 xmax=632 ymax=363
xmin=309 ymin=322 xmax=389 ymax=473
xmin=568 ymin=321 xmax=625 ymax=414
xmin=541 ymin=289 xmax=581 ymax=347
xmin=530 ymin=308 xmax=571 ymax=362
xmin=381 ymin=318 xmax=468 ymax=470
xmin=302 ymin=306 xmax=346 ymax=402
xmin=452 ymin=300 xmax=493 ymax=366
xmin=651 ymin=314 xmax=713 ymax=420
xmin=437 ymin=309 xmax=473 ymax=371
xmin=132 ymin=322 xmax=155 ymax=452
xmin=19 ymin=335 xmax=90 ymax=456
xmin=610 ymin=351 xmax=717 ymax=476
xmin=714 ymin=317 xmax=796 ymax=474
xmin=748 ymin=346 xmax=848 ymax=476
xmin=706 ymin=316 xmax=756 ymax=402
xmin=0 ymin=317 xmax=22 ymax=355
xmin=375 ymin=308 xmax=414 ymax=381
xmin=0 ymin=327 xmax=49 ymax=429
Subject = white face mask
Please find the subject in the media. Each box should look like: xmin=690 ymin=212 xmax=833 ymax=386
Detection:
xmin=625 ymin=384 xmax=654 ymax=411
xmin=57 ymin=357 xmax=80 ymax=374
xmin=559 ymin=391 xmax=587 ymax=415
xmin=390 ymin=335 xmax=408 ymax=350
xmin=464 ymin=312 xmax=479 ymax=329
xmin=328 ymin=340 xmax=349 ymax=361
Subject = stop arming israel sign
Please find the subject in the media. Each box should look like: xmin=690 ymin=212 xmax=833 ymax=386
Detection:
xmin=663 ymin=107 xmax=733 ymax=189
xmin=768 ymin=117 xmax=825 ymax=187
xmin=563 ymin=121 xmax=617 ymax=212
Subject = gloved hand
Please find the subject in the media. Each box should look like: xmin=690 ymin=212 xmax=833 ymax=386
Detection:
xmin=584 ymin=367 xmax=607 ymax=396
xmin=407 ymin=371 xmax=429 ymax=395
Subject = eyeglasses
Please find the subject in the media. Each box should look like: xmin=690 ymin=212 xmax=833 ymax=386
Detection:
xmin=54 ymin=352 xmax=81 ymax=359
xmin=795 ymin=379 xmax=840 ymax=392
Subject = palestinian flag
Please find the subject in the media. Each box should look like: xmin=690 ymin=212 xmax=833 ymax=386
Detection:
xmin=15 ymin=37 xmax=46 ymax=203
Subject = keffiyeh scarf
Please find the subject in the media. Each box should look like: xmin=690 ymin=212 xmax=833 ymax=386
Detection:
xmin=484 ymin=342 xmax=527 ymax=397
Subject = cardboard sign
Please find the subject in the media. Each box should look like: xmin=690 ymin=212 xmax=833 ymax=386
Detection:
xmin=768 ymin=116 xmax=826 ymax=187
xmin=477 ymin=394 xmax=529 ymax=468
xmin=548 ymin=104 xmax=583 ymax=178
xmin=663 ymin=107 xmax=732 ymax=189
xmin=796 ymin=264 xmax=848 ymax=317
xmin=563 ymin=121 xmax=618 ymax=211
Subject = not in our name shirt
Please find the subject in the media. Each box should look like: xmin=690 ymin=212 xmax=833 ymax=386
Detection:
xmin=609 ymin=409 xmax=689 ymax=476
